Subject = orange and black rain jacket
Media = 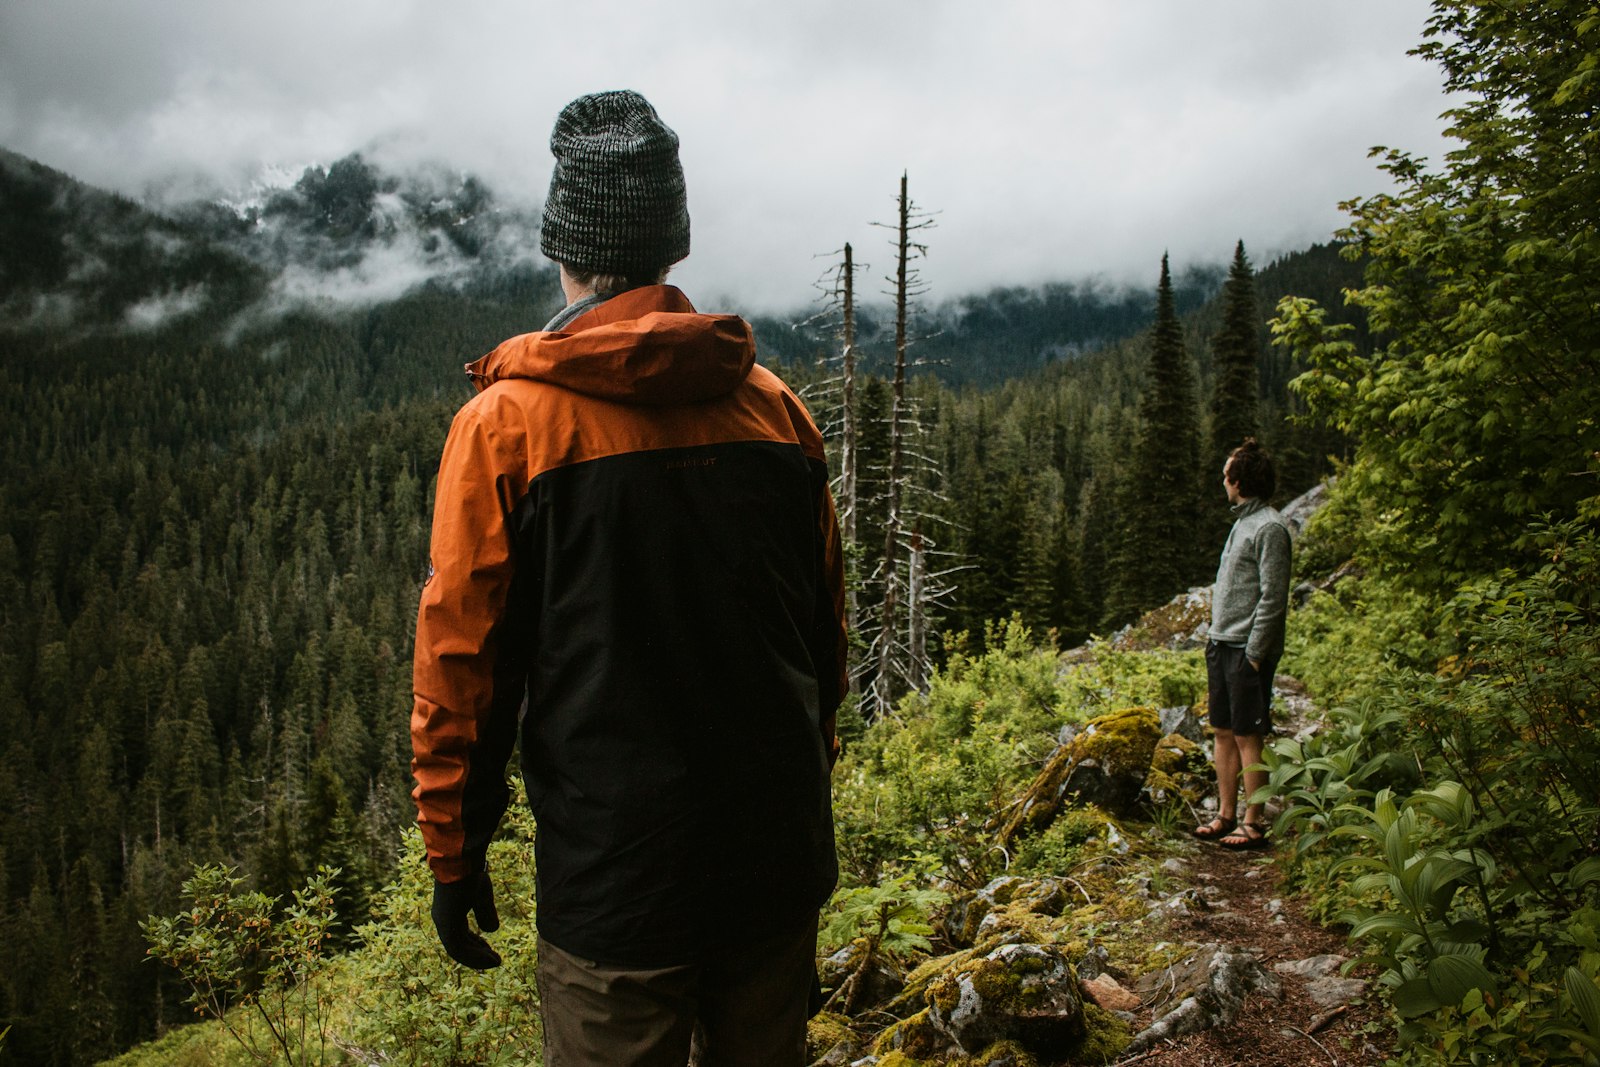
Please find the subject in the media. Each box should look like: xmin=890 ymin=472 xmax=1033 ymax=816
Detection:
xmin=411 ymin=285 xmax=846 ymax=966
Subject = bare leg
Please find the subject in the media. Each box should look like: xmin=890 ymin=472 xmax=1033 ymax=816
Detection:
xmin=1234 ymin=732 xmax=1267 ymax=826
xmin=1212 ymin=727 xmax=1240 ymax=820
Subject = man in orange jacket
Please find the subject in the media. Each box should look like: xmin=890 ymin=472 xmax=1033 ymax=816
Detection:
xmin=410 ymin=90 xmax=846 ymax=1065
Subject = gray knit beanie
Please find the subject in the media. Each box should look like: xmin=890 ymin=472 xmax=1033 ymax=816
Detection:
xmin=540 ymin=90 xmax=690 ymax=274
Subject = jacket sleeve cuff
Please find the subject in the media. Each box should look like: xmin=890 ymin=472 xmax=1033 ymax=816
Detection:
xmin=428 ymin=853 xmax=471 ymax=884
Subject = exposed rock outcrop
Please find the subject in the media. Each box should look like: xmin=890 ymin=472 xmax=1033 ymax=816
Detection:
xmin=1127 ymin=944 xmax=1282 ymax=1054
xmin=925 ymin=943 xmax=1086 ymax=1056
xmin=995 ymin=706 xmax=1162 ymax=844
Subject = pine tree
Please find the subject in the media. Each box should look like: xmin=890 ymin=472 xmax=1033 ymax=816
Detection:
xmin=1209 ymin=240 xmax=1261 ymax=476
xmin=1102 ymin=254 xmax=1204 ymax=626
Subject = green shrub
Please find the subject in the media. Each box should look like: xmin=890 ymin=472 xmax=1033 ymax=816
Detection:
xmin=143 ymin=865 xmax=339 ymax=1066
xmin=141 ymin=789 xmax=547 ymax=1067
xmin=1285 ymin=570 xmax=1444 ymax=710
xmin=343 ymin=807 xmax=543 ymax=1066
xmin=1009 ymin=808 xmax=1114 ymax=878
xmin=818 ymin=869 xmax=948 ymax=960
xmin=1265 ymin=521 xmax=1600 ymax=1063
xmin=833 ymin=619 xmax=1201 ymax=889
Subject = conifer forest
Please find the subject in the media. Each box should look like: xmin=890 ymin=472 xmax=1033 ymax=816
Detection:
xmin=2 ymin=2 xmax=1599 ymax=1063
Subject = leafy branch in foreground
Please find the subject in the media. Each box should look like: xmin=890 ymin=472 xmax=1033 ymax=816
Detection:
xmin=1269 ymin=0 xmax=1600 ymax=593
xmin=819 ymin=868 xmax=948 ymax=1016
xmin=143 ymin=864 xmax=338 ymax=1066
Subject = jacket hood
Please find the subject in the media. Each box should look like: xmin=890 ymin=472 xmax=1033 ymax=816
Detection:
xmin=465 ymin=285 xmax=756 ymax=406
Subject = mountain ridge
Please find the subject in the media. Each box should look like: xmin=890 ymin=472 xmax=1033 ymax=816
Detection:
xmin=2 ymin=146 xmax=1361 ymax=391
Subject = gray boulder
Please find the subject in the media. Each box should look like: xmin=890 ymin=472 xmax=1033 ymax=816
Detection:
xmin=925 ymin=943 xmax=1085 ymax=1056
xmin=1127 ymin=945 xmax=1281 ymax=1054
xmin=944 ymin=875 xmax=1070 ymax=947
xmin=1158 ymin=705 xmax=1205 ymax=743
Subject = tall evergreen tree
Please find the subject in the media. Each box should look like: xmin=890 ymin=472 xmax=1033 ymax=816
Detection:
xmin=1102 ymin=254 xmax=1204 ymax=627
xmin=1208 ymin=240 xmax=1261 ymax=477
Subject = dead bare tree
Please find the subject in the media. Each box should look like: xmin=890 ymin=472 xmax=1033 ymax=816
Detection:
xmin=796 ymin=244 xmax=866 ymax=680
xmin=796 ymin=178 xmax=959 ymax=717
xmin=839 ymin=242 xmax=858 ymax=547
xmin=860 ymin=174 xmax=959 ymax=716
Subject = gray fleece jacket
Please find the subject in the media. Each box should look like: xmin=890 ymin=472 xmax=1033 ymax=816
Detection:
xmin=1210 ymin=498 xmax=1292 ymax=662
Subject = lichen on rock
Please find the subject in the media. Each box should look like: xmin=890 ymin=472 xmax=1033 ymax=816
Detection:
xmin=806 ymin=1010 xmax=860 ymax=1064
xmin=995 ymin=706 xmax=1163 ymax=845
xmin=871 ymin=1007 xmax=952 ymax=1060
xmin=925 ymin=942 xmax=1084 ymax=1056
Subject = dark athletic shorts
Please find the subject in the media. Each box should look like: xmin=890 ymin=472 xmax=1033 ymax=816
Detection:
xmin=1206 ymin=640 xmax=1277 ymax=736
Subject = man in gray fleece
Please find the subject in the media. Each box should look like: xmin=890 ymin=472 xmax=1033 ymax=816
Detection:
xmin=1194 ymin=438 xmax=1292 ymax=850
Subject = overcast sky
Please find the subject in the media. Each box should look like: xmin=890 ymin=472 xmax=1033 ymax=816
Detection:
xmin=0 ymin=1 xmax=1454 ymax=310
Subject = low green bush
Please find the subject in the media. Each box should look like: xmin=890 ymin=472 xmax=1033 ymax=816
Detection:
xmin=142 ymin=790 xmax=545 ymax=1066
xmin=834 ymin=618 xmax=1202 ymax=889
xmin=1266 ymin=520 xmax=1600 ymax=1064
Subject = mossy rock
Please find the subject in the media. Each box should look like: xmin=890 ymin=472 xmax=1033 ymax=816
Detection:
xmin=881 ymin=947 xmax=982 ymax=1018
xmin=876 ymin=1054 xmax=932 ymax=1067
xmin=1074 ymin=1001 xmax=1133 ymax=1064
xmin=871 ymin=1007 xmax=952 ymax=1059
xmin=1132 ymin=943 xmax=1224 ymax=1017
xmin=1150 ymin=732 xmax=1204 ymax=775
xmin=1111 ymin=588 xmax=1211 ymax=652
xmin=1068 ymin=707 xmax=1163 ymax=780
xmin=954 ymin=1040 xmax=1039 ymax=1067
xmin=806 ymin=1010 xmax=858 ymax=1061
xmin=902 ymin=948 xmax=981 ymax=994
xmin=946 ymin=876 xmax=1071 ymax=946
xmin=1058 ymin=707 xmax=1163 ymax=817
xmin=997 ymin=707 xmax=1162 ymax=843
xmin=966 ymin=907 xmax=1060 ymax=958
xmin=1143 ymin=732 xmax=1211 ymax=806
xmin=925 ymin=942 xmax=1085 ymax=1056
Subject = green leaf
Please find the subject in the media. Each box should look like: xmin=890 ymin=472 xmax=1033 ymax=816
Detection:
xmin=1427 ymin=953 xmax=1497 ymax=1007
xmin=1353 ymin=753 xmax=1392 ymax=785
xmin=1417 ymin=856 xmax=1481 ymax=916
xmin=1352 ymin=911 xmax=1425 ymax=940
xmin=1383 ymin=810 xmax=1416 ymax=878
xmin=1573 ymin=857 xmax=1600 ymax=891
xmin=1391 ymin=975 xmax=1444 ymax=1018
xmin=1538 ymin=1024 xmax=1600 ymax=1055
xmin=1405 ymin=780 xmax=1473 ymax=826
xmin=1568 ymin=966 xmax=1600 ymax=1038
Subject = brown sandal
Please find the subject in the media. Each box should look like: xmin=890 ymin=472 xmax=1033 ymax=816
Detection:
xmin=1220 ymin=822 xmax=1271 ymax=850
xmin=1192 ymin=816 xmax=1237 ymax=840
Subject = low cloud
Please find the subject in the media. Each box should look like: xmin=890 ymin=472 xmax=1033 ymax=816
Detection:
xmin=1 ymin=1 xmax=1454 ymax=313
xmin=265 ymin=233 xmax=446 ymax=312
xmin=125 ymin=284 xmax=207 ymax=330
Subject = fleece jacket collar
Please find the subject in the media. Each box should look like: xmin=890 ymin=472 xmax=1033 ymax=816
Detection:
xmin=464 ymin=285 xmax=756 ymax=407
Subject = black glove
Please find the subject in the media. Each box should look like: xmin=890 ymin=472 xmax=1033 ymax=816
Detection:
xmin=431 ymin=868 xmax=502 ymax=970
